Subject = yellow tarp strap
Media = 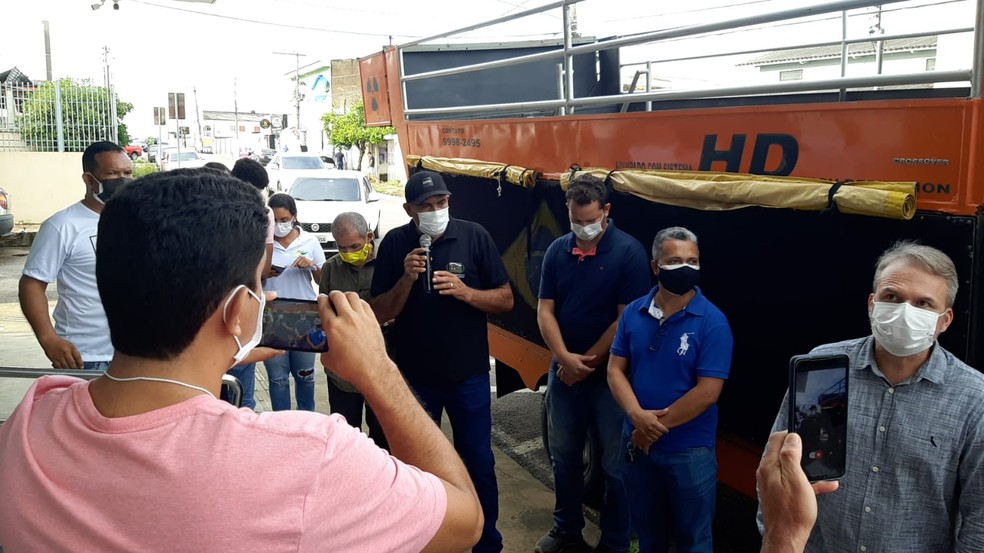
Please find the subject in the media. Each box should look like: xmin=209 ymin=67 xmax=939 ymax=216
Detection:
xmin=406 ymin=155 xmax=538 ymax=189
xmin=560 ymin=168 xmax=916 ymax=221
xmin=406 ymin=156 xmax=916 ymax=221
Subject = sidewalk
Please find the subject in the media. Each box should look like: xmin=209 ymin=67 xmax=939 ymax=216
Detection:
xmin=0 ymin=300 xmax=599 ymax=552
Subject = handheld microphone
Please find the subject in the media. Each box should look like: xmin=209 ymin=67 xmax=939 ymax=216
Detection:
xmin=419 ymin=234 xmax=433 ymax=293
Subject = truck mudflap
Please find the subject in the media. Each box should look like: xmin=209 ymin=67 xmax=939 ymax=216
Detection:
xmin=426 ymin=159 xmax=980 ymax=497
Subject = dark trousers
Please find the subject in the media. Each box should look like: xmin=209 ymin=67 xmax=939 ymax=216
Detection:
xmin=412 ymin=373 xmax=502 ymax=553
xmin=623 ymin=445 xmax=717 ymax=553
xmin=327 ymin=379 xmax=388 ymax=451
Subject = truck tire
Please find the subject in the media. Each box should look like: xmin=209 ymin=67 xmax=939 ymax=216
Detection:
xmin=540 ymin=390 xmax=604 ymax=509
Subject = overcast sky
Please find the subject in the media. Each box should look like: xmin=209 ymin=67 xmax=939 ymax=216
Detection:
xmin=0 ymin=0 xmax=971 ymax=139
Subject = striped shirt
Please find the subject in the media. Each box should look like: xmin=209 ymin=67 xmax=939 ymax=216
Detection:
xmin=762 ymin=336 xmax=984 ymax=553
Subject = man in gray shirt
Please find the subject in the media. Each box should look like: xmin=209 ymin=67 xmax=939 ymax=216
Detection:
xmin=319 ymin=212 xmax=387 ymax=450
xmin=761 ymin=241 xmax=984 ymax=552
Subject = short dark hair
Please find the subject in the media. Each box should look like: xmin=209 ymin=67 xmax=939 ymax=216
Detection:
xmin=203 ymin=162 xmax=231 ymax=175
xmin=97 ymin=169 xmax=267 ymax=360
xmin=268 ymin=193 xmax=299 ymax=225
xmin=232 ymin=158 xmax=270 ymax=190
xmin=566 ymin=174 xmax=608 ymax=208
xmin=82 ymin=141 xmax=126 ymax=173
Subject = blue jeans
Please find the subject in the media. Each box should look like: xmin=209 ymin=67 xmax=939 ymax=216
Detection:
xmin=263 ymin=351 xmax=316 ymax=411
xmin=546 ymin=364 xmax=631 ymax=552
xmin=226 ymin=363 xmax=257 ymax=410
xmin=82 ymin=361 xmax=109 ymax=371
xmin=412 ymin=374 xmax=502 ymax=553
xmin=623 ymin=445 xmax=717 ymax=553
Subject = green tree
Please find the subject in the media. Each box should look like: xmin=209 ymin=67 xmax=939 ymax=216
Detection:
xmin=321 ymin=101 xmax=394 ymax=154
xmin=16 ymin=78 xmax=133 ymax=152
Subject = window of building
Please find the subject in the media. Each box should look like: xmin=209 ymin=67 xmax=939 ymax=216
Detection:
xmin=779 ymin=69 xmax=803 ymax=82
xmin=926 ymin=58 xmax=936 ymax=72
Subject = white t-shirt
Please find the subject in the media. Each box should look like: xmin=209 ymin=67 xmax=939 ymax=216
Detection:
xmin=264 ymin=229 xmax=326 ymax=301
xmin=22 ymin=202 xmax=112 ymax=362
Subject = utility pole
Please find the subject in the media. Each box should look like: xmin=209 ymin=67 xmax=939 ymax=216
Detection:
xmin=43 ymin=20 xmax=53 ymax=81
xmin=102 ymin=46 xmax=117 ymax=143
xmin=234 ymin=77 xmax=239 ymax=155
xmin=193 ymin=86 xmax=202 ymax=151
xmin=273 ymin=51 xmax=306 ymax=150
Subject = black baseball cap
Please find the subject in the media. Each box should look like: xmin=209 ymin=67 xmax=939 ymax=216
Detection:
xmin=405 ymin=171 xmax=452 ymax=205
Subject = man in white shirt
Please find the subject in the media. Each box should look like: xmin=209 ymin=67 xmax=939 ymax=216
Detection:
xmin=19 ymin=141 xmax=133 ymax=370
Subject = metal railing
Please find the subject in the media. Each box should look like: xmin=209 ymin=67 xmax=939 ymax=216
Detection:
xmin=0 ymin=78 xmax=120 ymax=152
xmin=395 ymin=0 xmax=982 ymax=119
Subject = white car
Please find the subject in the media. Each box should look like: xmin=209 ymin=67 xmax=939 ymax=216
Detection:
xmin=287 ymin=170 xmax=382 ymax=253
xmin=161 ymin=149 xmax=208 ymax=172
xmin=267 ymin=153 xmax=329 ymax=192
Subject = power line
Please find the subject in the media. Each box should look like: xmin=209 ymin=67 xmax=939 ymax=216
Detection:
xmin=616 ymin=0 xmax=968 ymax=47
xmin=266 ymin=0 xmax=396 ymax=17
xmin=129 ymin=0 xmax=419 ymax=39
xmin=603 ymin=0 xmax=777 ymax=24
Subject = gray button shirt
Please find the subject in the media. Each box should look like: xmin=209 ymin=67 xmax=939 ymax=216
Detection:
xmin=762 ymin=336 xmax=984 ymax=553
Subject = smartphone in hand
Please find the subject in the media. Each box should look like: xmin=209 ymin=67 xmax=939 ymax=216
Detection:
xmin=258 ymin=298 xmax=329 ymax=352
xmin=788 ymin=353 xmax=849 ymax=482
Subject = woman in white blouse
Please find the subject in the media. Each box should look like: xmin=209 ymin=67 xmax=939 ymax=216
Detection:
xmin=262 ymin=193 xmax=326 ymax=411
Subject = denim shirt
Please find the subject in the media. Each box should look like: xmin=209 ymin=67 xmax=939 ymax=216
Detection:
xmin=760 ymin=336 xmax=984 ymax=553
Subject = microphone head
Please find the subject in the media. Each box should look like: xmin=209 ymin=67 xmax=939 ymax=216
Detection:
xmin=419 ymin=234 xmax=432 ymax=248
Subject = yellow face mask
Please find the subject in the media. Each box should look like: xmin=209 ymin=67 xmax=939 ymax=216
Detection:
xmin=339 ymin=240 xmax=372 ymax=265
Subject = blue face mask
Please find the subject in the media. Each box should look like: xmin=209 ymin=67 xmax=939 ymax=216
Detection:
xmin=657 ymin=263 xmax=700 ymax=295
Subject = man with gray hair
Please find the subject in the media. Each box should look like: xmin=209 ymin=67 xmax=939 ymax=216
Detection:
xmin=760 ymin=241 xmax=984 ymax=552
xmin=319 ymin=211 xmax=387 ymax=449
xmin=607 ymin=226 xmax=733 ymax=553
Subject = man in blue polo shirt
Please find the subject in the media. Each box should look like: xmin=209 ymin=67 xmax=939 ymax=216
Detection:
xmin=536 ymin=175 xmax=651 ymax=553
xmin=608 ymin=226 xmax=733 ymax=553
xmin=371 ymin=170 xmax=514 ymax=553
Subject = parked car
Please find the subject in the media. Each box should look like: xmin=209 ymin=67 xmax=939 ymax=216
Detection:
xmin=161 ymin=149 xmax=208 ymax=171
xmin=0 ymin=187 xmax=12 ymax=236
xmin=267 ymin=152 xmax=327 ymax=192
xmin=287 ymin=170 xmax=381 ymax=253
xmin=250 ymin=148 xmax=276 ymax=166
xmin=124 ymin=144 xmax=143 ymax=160
xmin=147 ymin=142 xmax=171 ymax=164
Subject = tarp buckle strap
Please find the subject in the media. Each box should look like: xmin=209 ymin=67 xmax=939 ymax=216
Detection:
xmin=604 ymin=170 xmax=616 ymax=200
xmin=823 ymin=182 xmax=844 ymax=215
xmin=568 ymin=164 xmax=581 ymax=185
xmin=497 ymin=165 xmax=511 ymax=198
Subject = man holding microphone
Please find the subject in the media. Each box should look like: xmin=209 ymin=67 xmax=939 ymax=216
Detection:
xmin=371 ymin=171 xmax=514 ymax=553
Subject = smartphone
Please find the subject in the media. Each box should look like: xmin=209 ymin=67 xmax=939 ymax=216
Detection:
xmin=271 ymin=264 xmax=286 ymax=275
xmin=258 ymin=298 xmax=329 ymax=352
xmin=788 ymin=353 xmax=849 ymax=482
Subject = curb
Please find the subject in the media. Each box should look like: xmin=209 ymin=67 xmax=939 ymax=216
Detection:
xmin=0 ymin=231 xmax=37 ymax=248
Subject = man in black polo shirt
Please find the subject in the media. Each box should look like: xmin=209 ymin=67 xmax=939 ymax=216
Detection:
xmin=371 ymin=170 xmax=514 ymax=553
xmin=536 ymin=174 xmax=651 ymax=553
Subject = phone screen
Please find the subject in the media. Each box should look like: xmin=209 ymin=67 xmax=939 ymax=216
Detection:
xmin=258 ymin=298 xmax=328 ymax=353
xmin=788 ymin=354 xmax=849 ymax=482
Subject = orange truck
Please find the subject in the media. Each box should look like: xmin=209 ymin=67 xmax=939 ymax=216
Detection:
xmin=358 ymin=0 xmax=984 ymax=503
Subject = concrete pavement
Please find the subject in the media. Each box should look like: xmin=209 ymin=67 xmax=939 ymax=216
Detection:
xmin=0 ymin=299 xmax=601 ymax=552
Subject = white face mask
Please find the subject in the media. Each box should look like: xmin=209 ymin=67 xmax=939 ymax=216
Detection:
xmin=870 ymin=301 xmax=944 ymax=357
xmin=571 ymin=219 xmax=603 ymax=241
xmin=274 ymin=221 xmax=294 ymax=238
xmin=222 ymin=284 xmax=265 ymax=367
xmin=417 ymin=207 xmax=449 ymax=237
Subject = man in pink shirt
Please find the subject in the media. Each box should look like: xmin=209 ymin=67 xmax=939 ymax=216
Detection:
xmin=0 ymin=168 xmax=483 ymax=553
